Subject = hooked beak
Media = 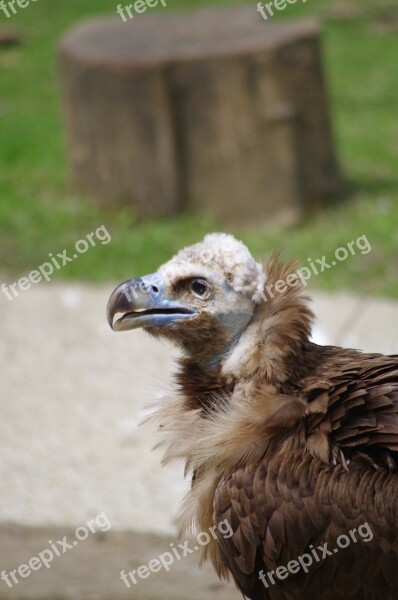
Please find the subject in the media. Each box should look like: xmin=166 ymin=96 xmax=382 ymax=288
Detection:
xmin=107 ymin=274 xmax=197 ymax=332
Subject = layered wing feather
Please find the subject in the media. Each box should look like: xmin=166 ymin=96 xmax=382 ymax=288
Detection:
xmin=213 ymin=351 xmax=398 ymax=600
xmin=304 ymin=351 xmax=398 ymax=466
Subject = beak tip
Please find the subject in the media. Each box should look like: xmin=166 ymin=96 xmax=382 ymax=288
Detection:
xmin=107 ymin=314 xmax=114 ymax=330
xmin=106 ymin=295 xmax=117 ymax=331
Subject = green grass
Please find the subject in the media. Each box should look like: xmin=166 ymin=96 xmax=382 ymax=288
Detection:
xmin=0 ymin=0 xmax=397 ymax=297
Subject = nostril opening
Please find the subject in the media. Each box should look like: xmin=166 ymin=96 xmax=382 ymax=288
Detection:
xmin=152 ymin=285 xmax=159 ymax=294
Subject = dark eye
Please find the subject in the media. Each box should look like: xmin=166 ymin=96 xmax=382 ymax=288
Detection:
xmin=191 ymin=279 xmax=209 ymax=298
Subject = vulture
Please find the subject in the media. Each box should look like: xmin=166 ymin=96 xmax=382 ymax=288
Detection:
xmin=107 ymin=233 xmax=398 ymax=600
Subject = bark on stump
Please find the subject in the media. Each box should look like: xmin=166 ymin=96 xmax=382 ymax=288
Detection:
xmin=58 ymin=6 xmax=341 ymax=223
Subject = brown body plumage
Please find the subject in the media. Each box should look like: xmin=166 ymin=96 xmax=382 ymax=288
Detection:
xmin=107 ymin=234 xmax=398 ymax=600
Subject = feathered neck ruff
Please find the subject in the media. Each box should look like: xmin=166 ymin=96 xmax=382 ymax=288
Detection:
xmin=220 ymin=255 xmax=314 ymax=384
xmin=144 ymin=257 xmax=316 ymax=549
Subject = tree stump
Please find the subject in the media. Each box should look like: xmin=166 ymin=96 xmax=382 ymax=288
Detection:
xmin=58 ymin=6 xmax=341 ymax=223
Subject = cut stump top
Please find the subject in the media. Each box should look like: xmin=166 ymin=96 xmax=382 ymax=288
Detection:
xmin=59 ymin=6 xmax=319 ymax=67
xmin=58 ymin=5 xmax=337 ymax=222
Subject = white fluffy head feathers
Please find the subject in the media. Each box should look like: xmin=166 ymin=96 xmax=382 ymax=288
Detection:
xmin=158 ymin=233 xmax=266 ymax=303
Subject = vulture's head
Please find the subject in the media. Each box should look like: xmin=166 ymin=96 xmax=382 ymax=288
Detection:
xmin=107 ymin=233 xmax=312 ymax=378
xmin=107 ymin=234 xmax=268 ymax=366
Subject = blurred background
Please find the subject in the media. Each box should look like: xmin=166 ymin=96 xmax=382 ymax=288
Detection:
xmin=0 ymin=0 xmax=397 ymax=598
xmin=1 ymin=0 xmax=398 ymax=294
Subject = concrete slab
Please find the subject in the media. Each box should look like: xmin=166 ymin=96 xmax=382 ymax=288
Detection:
xmin=339 ymin=297 xmax=398 ymax=354
xmin=0 ymin=284 xmax=188 ymax=535
xmin=310 ymin=292 xmax=361 ymax=346
xmin=311 ymin=291 xmax=398 ymax=353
